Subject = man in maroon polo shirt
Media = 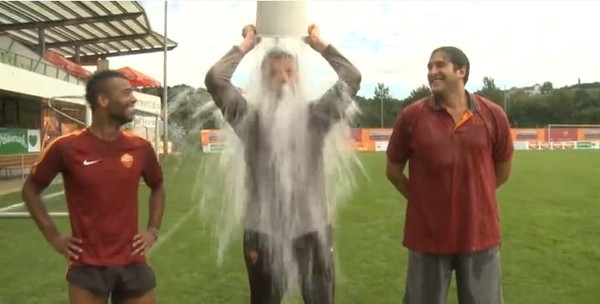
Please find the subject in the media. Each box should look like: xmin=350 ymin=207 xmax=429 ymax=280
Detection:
xmin=22 ymin=70 xmax=165 ymax=304
xmin=386 ymin=46 xmax=513 ymax=304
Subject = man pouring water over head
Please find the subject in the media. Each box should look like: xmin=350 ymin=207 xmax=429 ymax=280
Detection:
xmin=205 ymin=24 xmax=361 ymax=304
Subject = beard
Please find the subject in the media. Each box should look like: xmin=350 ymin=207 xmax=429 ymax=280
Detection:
xmin=108 ymin=107 xmax=134 ymax=126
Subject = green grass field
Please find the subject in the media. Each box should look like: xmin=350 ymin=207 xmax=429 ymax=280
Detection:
xmin=1 ymin=151 xmax=599 ymax=303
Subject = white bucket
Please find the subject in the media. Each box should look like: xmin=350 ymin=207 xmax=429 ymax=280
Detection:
xmin=255 ymin=1 xmax=307 ymax=38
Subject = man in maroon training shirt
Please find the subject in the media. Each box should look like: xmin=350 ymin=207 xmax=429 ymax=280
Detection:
xmin=22 ymin=70 xmax=165 ymax=304
xmin=386 ymin=47 xmax=513 ymax=304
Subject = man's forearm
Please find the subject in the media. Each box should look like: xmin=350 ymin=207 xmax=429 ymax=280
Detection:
xmin=495 ymin=173 xmax=508 ymax=188
xmin=494 ymin=161 xmax=512 ymax=188
xmin=389 ymin=175 xmax=410 ymax=200
xmin=238 ymin=39 xmax=255 ymax=54
xmin=146 ymin=184 xmax=166 ymax=231
xmin=22 ymin=179 xmax=60 ymax=243
xmin=386 ymin=161 xmax=410 ymax=200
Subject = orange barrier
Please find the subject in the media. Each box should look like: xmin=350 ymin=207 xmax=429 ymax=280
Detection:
xmin=201 ymin=127 xmax=600 ymax=152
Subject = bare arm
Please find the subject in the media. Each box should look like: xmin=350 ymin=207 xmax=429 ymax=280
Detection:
xmin=495 ymin=160 xmax=512 ymax=188
xmin=135 ymin=183 xmax=165 ymax=253
xmin=386 ymin=106 xmax=413 ymax=200
xmin=22 ymin=178 xmax=60 ymax=243
xmin=22 ymin=178 xmax=82 ymax=259
xmin=386 ymin=160 xmax=409 ymax=200
xmin=491 ymin=104 xmax=514 ymax=189
xmin=134 ymin=144 xmax=166 ymax=255
xmin=204 ymin=25 xmax=258 ymax=123
xmin=146 ymin=182 xmax=165 ymax=232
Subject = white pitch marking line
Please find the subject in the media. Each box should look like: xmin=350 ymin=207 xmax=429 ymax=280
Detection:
xmin=0 ymin=191 xmax=65 ymax=213
xmin=147 ymin=202 xmax=201 ymax=257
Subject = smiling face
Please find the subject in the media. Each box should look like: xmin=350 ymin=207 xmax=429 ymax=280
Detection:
xmin=427 ymin=50 xmax=467 ymax=95
xmin=98 ymin=77 xmax=137 ymax=125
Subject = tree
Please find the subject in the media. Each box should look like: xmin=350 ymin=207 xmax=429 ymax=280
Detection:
xmin=506 ymin=87 xmax=599 ymax=127
xmin=541 ymin=81 xmax=553 ymax=94
xmin=354 ymin=95 xmax=380 ymax=128
xmin=139 ymin=87 xmax=162 ymax=98
xmin=168 ymin=86 xmax=213 ymax=132
xmin=574 ymin=89 xmax=594 ymax=111
xmin=373 ymin=83 xmax=393 ymax=128
xmin=477 ymin=76 xmax=505 ymax=109
xmin=374 ymin=83 xmax=391 ymax=101
xmin=403 ymin=84 xmax=430 ymax=105
xmin=483 ymin=76 xmax=497 ymax=91
xmin=353 ymin=83 xmax=402 ymax=128
xmin=573 ymin=89 xmax=600 ymax=123
xmin=546 ymin=90 xmax=575 ymax=124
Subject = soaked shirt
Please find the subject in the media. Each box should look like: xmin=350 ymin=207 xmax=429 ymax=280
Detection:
xmin=205 ymin=45 xmax=361 ymax=236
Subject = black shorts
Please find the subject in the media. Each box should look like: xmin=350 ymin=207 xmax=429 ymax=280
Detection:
xmin=66 ymin=262 xmax=156 ymax=299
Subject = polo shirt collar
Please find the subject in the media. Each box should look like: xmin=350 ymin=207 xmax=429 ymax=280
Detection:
xmin=430 ymin=90 xmax=479 ymax=112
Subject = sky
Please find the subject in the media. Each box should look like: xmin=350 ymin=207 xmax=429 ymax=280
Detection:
xmin=106 ymin=0 xmax=600 ymax=99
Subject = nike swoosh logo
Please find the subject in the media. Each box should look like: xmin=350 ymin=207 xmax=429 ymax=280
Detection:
xmin=83 ymin=159 xmax=101 ymax=166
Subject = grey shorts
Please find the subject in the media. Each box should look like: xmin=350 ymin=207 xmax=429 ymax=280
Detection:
xmin=404 ymin=246 xmax=503 ymax=304
xmin=66 ymin=262 xmax=156 ymax=299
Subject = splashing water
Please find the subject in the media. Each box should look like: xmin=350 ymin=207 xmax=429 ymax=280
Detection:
xmin=191 ymin=36 xmax=364 ymax=295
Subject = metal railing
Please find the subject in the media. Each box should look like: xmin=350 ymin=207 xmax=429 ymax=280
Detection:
xmin=0 ymin=47 xmax=84 ymax=85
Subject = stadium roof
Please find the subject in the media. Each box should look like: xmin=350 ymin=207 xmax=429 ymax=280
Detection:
xmin=0 ymin=1 xmax=177 ymax=65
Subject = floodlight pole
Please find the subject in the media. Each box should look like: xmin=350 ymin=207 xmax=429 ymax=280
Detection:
xmin=162 ymin=0 xmax=169 ymax=156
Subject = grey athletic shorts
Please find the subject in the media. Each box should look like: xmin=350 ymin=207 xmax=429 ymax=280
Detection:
xmin=403 ymin=246 xmax=503 ymax=304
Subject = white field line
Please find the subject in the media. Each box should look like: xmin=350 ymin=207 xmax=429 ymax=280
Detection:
xmin=147 ymin=201 xmax=201 ymax=257
xmin=0 ymin=191 xmax=65 ymax=213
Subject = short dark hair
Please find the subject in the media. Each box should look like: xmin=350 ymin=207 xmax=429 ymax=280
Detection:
xmin=261 ymin=48 xmax=297 ymax=71
xmin=432 ymin=46 xmax=470 ymax=84
xmin=85 ymin=70 xmax=127 ymax=110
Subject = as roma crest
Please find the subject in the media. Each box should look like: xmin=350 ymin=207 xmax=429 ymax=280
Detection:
xmin=120 ymin=153 xmax=134 ymax=169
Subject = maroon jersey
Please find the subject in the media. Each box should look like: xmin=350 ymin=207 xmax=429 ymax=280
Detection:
xmin=31 ymin=128 xmax=163 ymax=266
xmin=387 ymin=94 xmax=514 ymax=254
